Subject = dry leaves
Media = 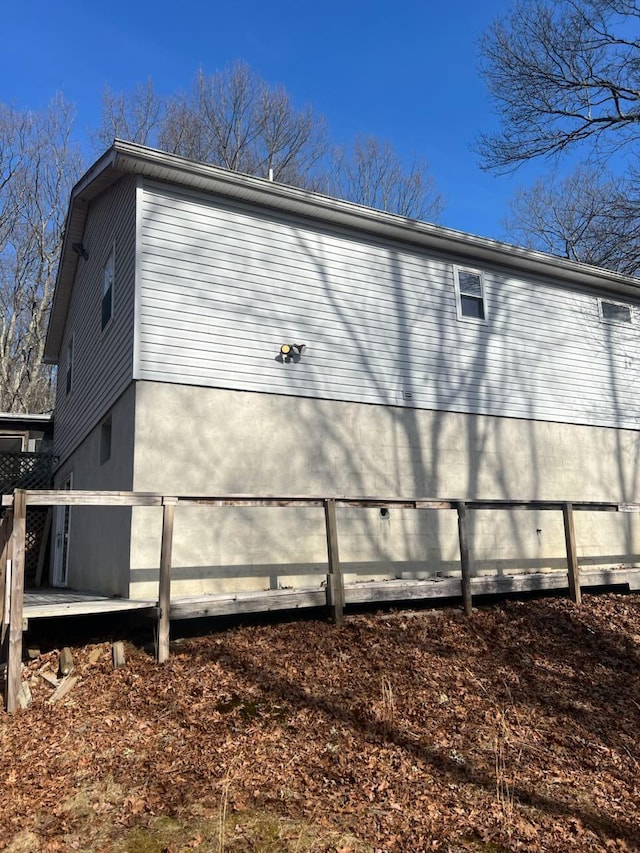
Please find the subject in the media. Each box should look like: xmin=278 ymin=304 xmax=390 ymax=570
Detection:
xmin=1 ymin=594 xmax=640 ymax=851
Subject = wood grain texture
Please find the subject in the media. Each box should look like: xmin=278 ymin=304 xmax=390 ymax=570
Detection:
xmin=324 ymin=499 xmax=344 ymax=626
xmin=563 ymin=502 xmax=582 ymax=605
xmin=457 ymin=502 xmax=474 ymax=617
xmin=6 ymin=490 xmax=26 ymax=712
xmin=157 ymin=499 xmax=177 ymax=663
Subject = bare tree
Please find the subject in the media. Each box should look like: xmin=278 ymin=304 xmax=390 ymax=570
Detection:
xmin=478 ymin=0 xmax=640 ymax=171
xmin=478 ymin=0 xmax=640 ymax=275
xmin=93 ymin=79 xmax=163 ymax=151
xmin=159 ymin=63 xmax=328 ymax=186
xmin=328 ymin=135 xmax=444 ymax=221
xmin=95 ymin=63 xmax=444 ymax=215
xmin=504 ymin=166 xmax=640 ymax=273
xmin=0 ymin=97 xmax=83 ymax=413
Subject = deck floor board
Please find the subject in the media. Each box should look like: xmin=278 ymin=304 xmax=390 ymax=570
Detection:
xmin=21 ymin=567 xmax=640 ymax=620
xmin=24 ymin=591 xmax=156 ymax=618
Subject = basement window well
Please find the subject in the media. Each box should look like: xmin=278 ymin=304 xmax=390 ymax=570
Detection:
xmin=454 ymin=267 xmax=486 ymax=321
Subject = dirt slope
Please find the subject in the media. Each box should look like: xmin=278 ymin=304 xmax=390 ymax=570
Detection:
xmin=2 ymin=593 xmax=640 ymax=852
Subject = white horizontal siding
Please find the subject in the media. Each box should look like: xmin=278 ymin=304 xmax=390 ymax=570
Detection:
xmin=54 ymin=176 xmax=137 ymax=464
xmin=137 ymin=180 xmax=640 ymax=430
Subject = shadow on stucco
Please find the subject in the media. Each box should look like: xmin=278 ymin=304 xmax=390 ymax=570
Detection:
xmin=126 ymin=201 xmax=640 ymax=599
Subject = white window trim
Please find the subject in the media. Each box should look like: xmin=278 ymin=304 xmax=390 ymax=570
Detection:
xmin=453 ymin=265 xmax=488 ymax=324
xmin=101 ymin=243 xmax=115 ymax=333
xmin=53 ymin=471 xmax=73 ymax=587
xmin=599 ymin=298 xmax=633 ymax=326
xmin=0 ymin=432 xmax=27 ymax=452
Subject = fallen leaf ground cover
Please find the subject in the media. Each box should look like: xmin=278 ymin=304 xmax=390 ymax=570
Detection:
xmin=2 ymin=593 xmax=640 ymax=852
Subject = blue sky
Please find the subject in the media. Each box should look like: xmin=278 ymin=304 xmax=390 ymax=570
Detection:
xmin=3 ymin=0 xmax=558 ymax=240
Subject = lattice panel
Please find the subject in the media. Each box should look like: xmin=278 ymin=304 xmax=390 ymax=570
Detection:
xmin=0 ymin=506 xmax=51 ymax=588
xmin=0 ymin=451 xmax=52 ymax=493
xmin=25 ymin=507 xmax=50 ymax=587
xmin=0 ymin=451 xmax=53 ymax=587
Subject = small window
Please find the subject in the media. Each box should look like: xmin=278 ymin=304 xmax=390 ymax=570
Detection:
xmin=100 ymin=415 xmax=112 ymax=465
xmin=65 ymin=336 xmax=74 ymax=395
xmin=600 ymin=299 xmax=632 ymax=325
xmin=0 ymin=435 xmax=25 ymax=453
xmin=101 ymin=246 xmax=115 ymax=331
xmin=455 ymin=267 xmax=486 ymax=321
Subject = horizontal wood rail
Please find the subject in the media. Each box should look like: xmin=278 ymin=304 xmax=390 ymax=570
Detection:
xmin=3 ymin=491 xmax=640 ymax=513
xmin=4 ymin=488 xmax=640 ymax=711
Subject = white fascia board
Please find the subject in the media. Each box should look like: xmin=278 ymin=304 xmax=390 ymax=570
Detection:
xmin=110 ymin=140 xmax=640 ymax=297
xmin=0 ymin=412 xmax=52 ymax=421
xmin=43 ymin=149 xmax=121 ymax=364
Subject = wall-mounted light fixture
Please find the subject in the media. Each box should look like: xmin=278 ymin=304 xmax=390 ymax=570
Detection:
xmin=72 ymin=242 xmax=89 ymax=260
xmin=279 ymin=343 xmax=305 ymax=363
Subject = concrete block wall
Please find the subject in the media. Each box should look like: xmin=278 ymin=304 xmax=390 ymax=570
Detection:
xmin=127 ymin=381 xmax=640 ymax=599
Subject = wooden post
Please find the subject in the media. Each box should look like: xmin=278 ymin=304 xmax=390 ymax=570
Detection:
xmin=563 ymin=502 xmax=582 ymax=605
xmin=457 ymin=501 xmax=473 ymax=617
xmin=324 ymin=499 xmax=344 ymax=626
xmin=0 ymin=508 xmax=14 ymax=646
xmin=157 ymin=498 xmax=177 ymax=663
xmin=34 ymin=508 xmax=52 ymax=587
xmin=6 ymin=490 xmax=26 ymax=712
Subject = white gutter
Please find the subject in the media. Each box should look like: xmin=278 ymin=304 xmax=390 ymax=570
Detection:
xmin=0 ymin=412 xmax=52 ymax=422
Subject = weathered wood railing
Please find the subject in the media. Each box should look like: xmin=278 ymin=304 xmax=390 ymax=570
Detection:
xmin=0 ymin=506 xmax=14 ymax=645
xmin=3 ymin=489 xmax=640 ymax=711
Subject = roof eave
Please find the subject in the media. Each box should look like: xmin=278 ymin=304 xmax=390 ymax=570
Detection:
xmin=44 ymin=140 xmax=640 ymax=364
xmin=110 ymin=140 xmax=640 ymax=297
xmin=44 ymin=147 xmax=122 ymax=364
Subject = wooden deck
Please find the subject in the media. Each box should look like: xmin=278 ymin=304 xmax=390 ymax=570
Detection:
xmin=6 ymin=487 xmax=640 ymax=712
xmin=22 ymin=566 xmax=640 ymax=623
xmin=167 ymin=567 xmax=640 ymax=618
xmin=23 ymin=590 xmax=156 ymax=619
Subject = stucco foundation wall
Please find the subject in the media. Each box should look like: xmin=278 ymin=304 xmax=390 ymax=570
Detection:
xmin=127 ymin=381 xmax=640 ymax=599
xmin=52 ymin=383 xmax=135 ymax=596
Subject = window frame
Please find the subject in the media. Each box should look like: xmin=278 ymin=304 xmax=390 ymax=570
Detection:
xmin=99 ymin=414 xmax=112 ymax=466
xmin=599 ymin=298 xmax=633 ymax=326
xmin=101 ymin=244 xmax=115 ymax=332
xmin=0 ymin=433 xmax=27 ymax=453
xmin=65 ymin=334 xmax=74 ymax=396
xmin=453 ymin=265 xmax=488 ymax=323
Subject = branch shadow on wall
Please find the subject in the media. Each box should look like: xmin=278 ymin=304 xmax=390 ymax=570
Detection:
xmin=131 ymin=197 xmax=640 ymax=596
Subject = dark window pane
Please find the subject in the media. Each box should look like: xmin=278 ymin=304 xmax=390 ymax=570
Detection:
xmin=102 ymin=286 xmax=112 ymax=330
xmin=602 ymin=301 xmax=631 ymax=323
xmin=100 ymin=417 xmax=112 ymax=465
xmin=0 ymin=436 xmax=23 ymax=453
xmin=458 ymin=271 xmax=482 ymax=297
xmin=461 ymin=295 xmax=485 ymax=319
xmin=66 ymin=340 xmax=73 ymax=395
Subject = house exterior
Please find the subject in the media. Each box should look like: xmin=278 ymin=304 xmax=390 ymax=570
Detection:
xmin=0 ymin=412 xmax=53 ymax=586
xmin=0 ymin=412 xmax=51 ymax=453
xmin=44 ymin=140 xmax=640 ymax=599
xmin=0 ymin=411 xmax=52 ymax=500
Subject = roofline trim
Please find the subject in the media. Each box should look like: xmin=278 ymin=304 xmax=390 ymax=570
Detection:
xmin=44 ymin=139 xmax=640 ymax=363
xmin=0 ymin=412 xmax=52 ymax=422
